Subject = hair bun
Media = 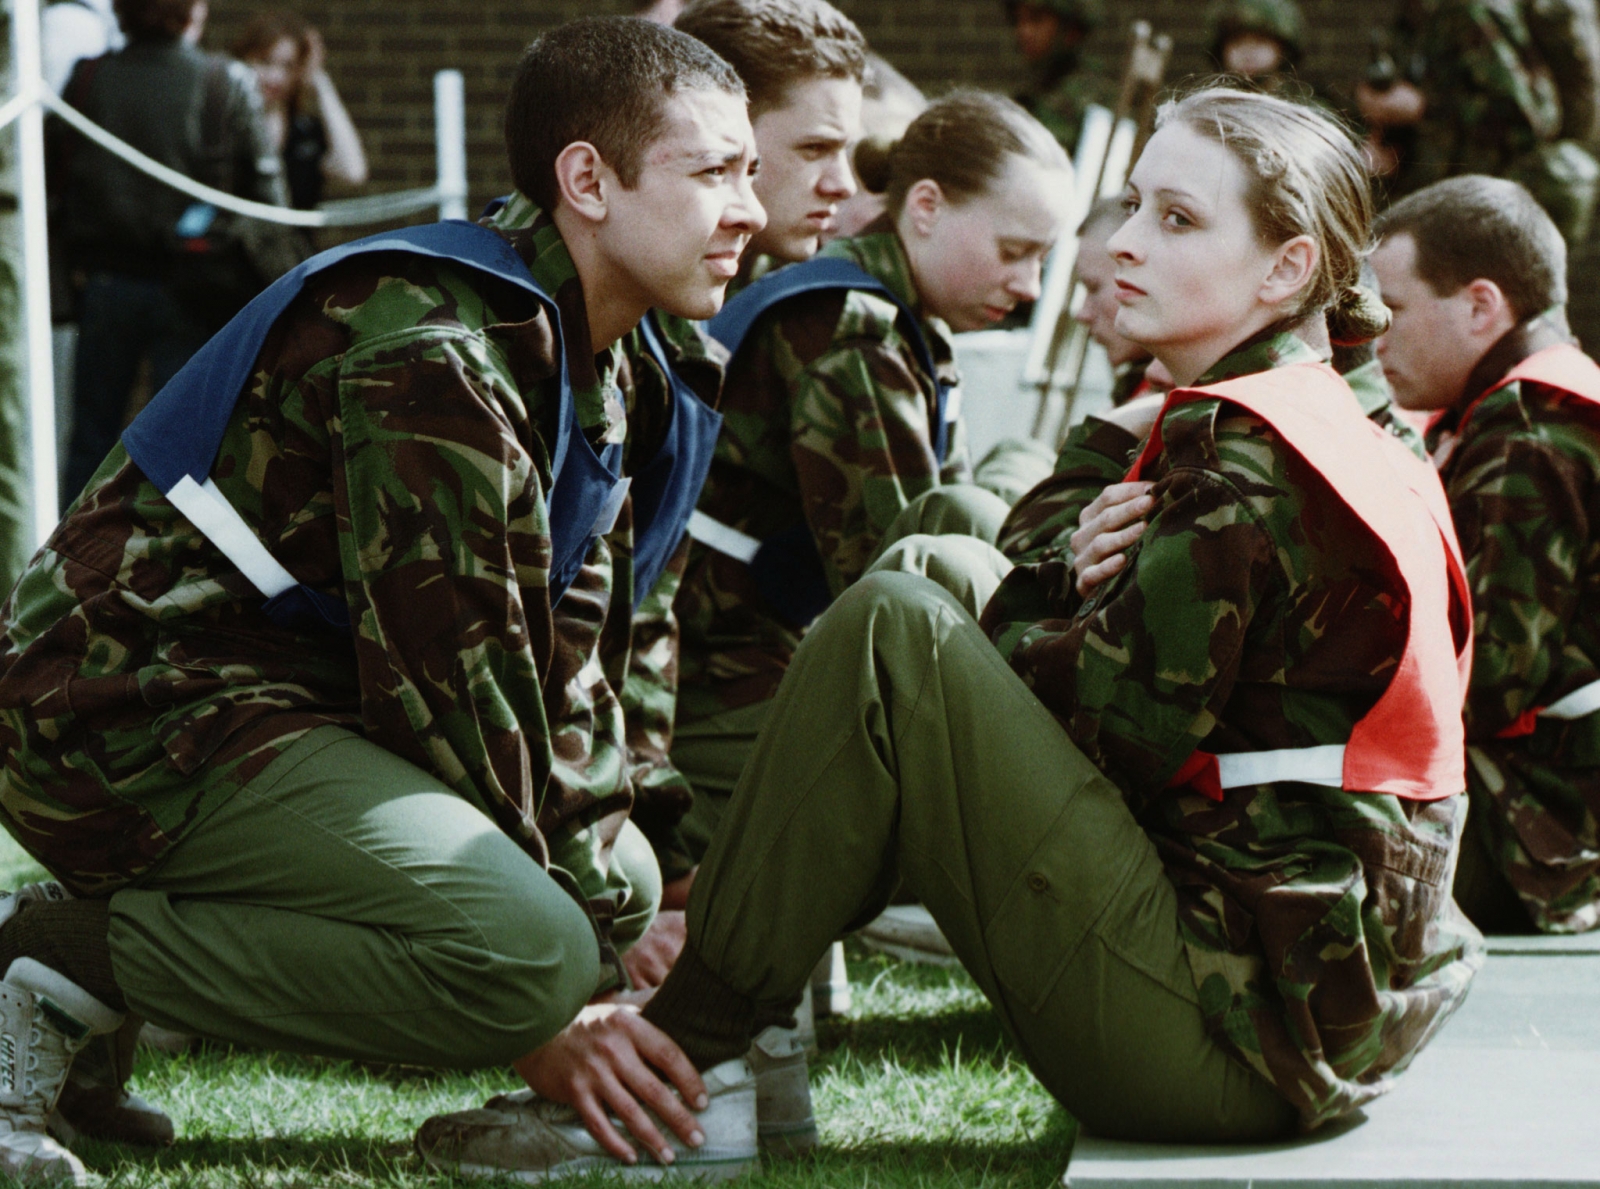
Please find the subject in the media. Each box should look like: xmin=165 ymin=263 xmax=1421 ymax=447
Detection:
xmin=852 ymin=136 xmax=897 ymax=195
xmin=1326 ymin=283 xmax=1391 ymax=347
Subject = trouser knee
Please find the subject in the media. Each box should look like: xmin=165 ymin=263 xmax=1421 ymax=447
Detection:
xmin=436 ymin=884 xmax=602 ymax=1067
xmin=869 ymin=533 xmax=1012 ymax=620
xmin=880 ymin=485 xmax=1013 ymax=554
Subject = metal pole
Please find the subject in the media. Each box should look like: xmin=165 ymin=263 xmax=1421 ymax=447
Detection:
xmin=434 ymin=69 xmax=467 ymax=222
xmin=13 ymin=0 xmax=55 ymax=535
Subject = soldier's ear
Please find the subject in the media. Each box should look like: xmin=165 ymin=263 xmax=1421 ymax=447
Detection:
xmin=553 ymin=142 xmax=612 ymax=225
xmin=1464 ymin=278 xmax=1515 ymax=338
xmin=1258 ymin=234 xmax=1318 ymax=311
xmin=902 ymin=179 xmax=946 ymax=238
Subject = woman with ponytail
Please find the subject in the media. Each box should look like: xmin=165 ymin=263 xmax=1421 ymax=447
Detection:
xmin=667 ymin=91 xmax=1071 ymax=866
xmin=621 ymin=84 xmax=1482 ymax=1147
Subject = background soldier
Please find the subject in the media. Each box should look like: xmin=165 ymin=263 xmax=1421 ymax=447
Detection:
xmin=1004 ymin=0 xmax=1115 ymax=151
xmin=1359 ymin=0 xmax=1600 ymax=242
xmin=1204 ymin=0 xmax=1307 ymax=90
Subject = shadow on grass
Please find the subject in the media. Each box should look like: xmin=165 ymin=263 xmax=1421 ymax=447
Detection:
xmin=818 ymin=1004 xmax=1016 ymax=1073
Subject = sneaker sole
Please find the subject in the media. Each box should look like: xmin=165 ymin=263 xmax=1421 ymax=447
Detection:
xmin=757 ymin=1120 xmax=817 ymax=1156
xmin=427 ymin=1149 xmax=758 ymax=1183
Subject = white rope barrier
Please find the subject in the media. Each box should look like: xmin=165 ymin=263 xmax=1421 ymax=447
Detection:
xmin=3 ymin=0 xmax=470 ymax=544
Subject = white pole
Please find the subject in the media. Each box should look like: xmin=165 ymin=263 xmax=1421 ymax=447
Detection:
xmin=13 ymin=0 xmax=55 ymax=535
xmin=434 ymin=69 xmax=467 ymax=222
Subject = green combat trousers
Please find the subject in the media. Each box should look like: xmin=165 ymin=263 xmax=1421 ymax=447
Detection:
xmin=676 ymin=483 xmax=1014 ymax=861
xmin=107 ymin=726 xmax=659 ymax=1069
xmin=684 ymin=570 xmax=1298 ymax=1142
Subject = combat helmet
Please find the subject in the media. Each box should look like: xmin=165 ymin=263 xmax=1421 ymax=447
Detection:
xmin=1002 ymin=0 xmax=1105 ymax=34
xmin=1205 ymin=0 xmax=1306 ymax=67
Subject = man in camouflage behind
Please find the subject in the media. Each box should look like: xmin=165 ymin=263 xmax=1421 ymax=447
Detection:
xmin=1358 ymin=0 xmax=1600 ymax=242
xmin=0 ymin=17 xmax=770 ymax=1182
xmin=620 ymin=0 xmax=867 ymax=900
xmin=1006 ymin=0 xmax=1116 ymax=152
xmin=1205 ymin=0 xmax=1307 ymax=92
xmin=1371 ymin=175 xmax=1600 ymax=935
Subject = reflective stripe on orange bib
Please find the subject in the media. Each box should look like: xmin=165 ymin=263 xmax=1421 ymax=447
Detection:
xmin=1127 ymin=361 xmax=1472 ymax=801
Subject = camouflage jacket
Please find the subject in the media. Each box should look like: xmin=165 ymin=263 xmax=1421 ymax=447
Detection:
xmin=1015 ymin=49 xmax=1118 ymax=153
xmin=0 ymin=192 xmax=721 ymax=949
xmin=675 ymin=221 xmax=972 ymax=719
xmin=997 ymin=343 xmax=1425 ymax=567
xmin=1427 ymin=312 xmax=1600 ymax=933
xmin=1391 ymin=0 xmax=1600 ymax=238
xmin=982 ymin=331 xmax=1482 ymax=1127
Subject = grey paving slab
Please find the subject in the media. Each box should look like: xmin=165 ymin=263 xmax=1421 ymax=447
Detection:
xmin=1064 ymin=946 xmax=1600 ymax=1188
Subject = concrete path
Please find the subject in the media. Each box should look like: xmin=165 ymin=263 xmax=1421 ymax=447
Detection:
xmin=1064 ymin=934 xmax=1600 ymax=1188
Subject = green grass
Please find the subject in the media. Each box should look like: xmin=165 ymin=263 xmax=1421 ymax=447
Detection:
xmin=0 ymin=834 xmax=1074 ymax=1188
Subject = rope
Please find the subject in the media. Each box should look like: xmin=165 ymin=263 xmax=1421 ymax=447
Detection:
xmin=10 ymin=87 xmax=460 ymax=229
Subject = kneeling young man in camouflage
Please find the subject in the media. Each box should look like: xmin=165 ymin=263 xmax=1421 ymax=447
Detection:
xmin=1371 ymin=176 xmax=1600 ymax=935
xmin=0 ymin=17 xmax=771 ymax=1184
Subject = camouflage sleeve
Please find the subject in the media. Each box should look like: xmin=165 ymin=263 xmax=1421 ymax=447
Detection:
xmin=337 ymin=327 xmax=560 ymax=844
xmin=1449 ymin=425 xmax=1589 ymax=737
xmin=996 ymin=416 xmax=1141 ymax=564
xmin=620 ymin=535 xmax=697 ymax=883
xmin=791 ymin=339 xmax=949 ymax=595
xmin=983 ymin=437 xmax=1274 ymax=791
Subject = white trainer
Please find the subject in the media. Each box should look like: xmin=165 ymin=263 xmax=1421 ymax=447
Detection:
xmin=0 ymin=958 xmax=126 ymax=1187
xmin=415 ymin=1056 xmax=757 ymax=1183
xmin=0 ymin=884 xmax=69 ymax=933
xmin=748 ymin=1025 xmax=815 ymax=1154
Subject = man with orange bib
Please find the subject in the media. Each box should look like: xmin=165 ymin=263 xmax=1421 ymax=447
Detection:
xmin=1374 ymin=175 xmax=1600 ymax=935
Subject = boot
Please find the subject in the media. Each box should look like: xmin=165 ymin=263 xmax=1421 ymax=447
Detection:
xmin=748 ymin=1025 xmax=815 ymax=1155
xmin=808 ymin=942 xmax=851 ymax=1017
xmin=50 ymin=1014 xmax=174 ymax=1148
xmin=0 ymin=957 xmax=125 ymax=1186
xmin=416 ymin=1056 xmax=758 ymax=1182
xmin=0 ymin=882 xmax=175 ymax=1148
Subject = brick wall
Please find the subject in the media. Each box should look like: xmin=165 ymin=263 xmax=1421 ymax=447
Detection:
xmin=199 ymin=0 xmax=1398 ymax=215
xmin=200 ymin=0 xmax=1598 ymax=334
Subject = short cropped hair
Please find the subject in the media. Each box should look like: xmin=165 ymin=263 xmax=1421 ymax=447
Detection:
xmin=675 ymin=0 xmax=867 ymax=117
xmin=114 ymin=0 xmax=195 ymax=41
xmin=1375 ymin=175 xmax=1568 ymax=321
xmin=505 ymin=16 xmax=745 ymax=213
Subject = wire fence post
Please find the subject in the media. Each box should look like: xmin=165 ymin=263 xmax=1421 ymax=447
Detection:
xmin=434 ymin=70 xmax=466 ymax=222
xmin=13 ymin=0 xmax=55 ymax=538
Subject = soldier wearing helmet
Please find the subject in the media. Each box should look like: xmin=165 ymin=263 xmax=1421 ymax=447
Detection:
xmin=1205 ymin=0 xmax=1306 ymax=88
xmin=1004 ymin=0 xmax=1116 ymax=150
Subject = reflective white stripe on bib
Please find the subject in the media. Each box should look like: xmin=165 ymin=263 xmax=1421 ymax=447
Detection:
xmin=1541 ymin=677 xmax=1600 ymax=720
xmin=1215 ymin=743 xmax=1346 ymax=791
xmin=686 ymin=509 xmax=760 ymax=564
xmin=165 ymin=475 xmax=296 ymax=599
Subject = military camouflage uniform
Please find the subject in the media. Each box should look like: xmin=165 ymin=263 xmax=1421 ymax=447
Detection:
xmin=1428 ymin=312 xmax=1600 ymax=934
xmin=996 ymin=338 xmax=1425 ymax=567
xmin=649 ymin=329 xmax=1478 ymax=1134
xmin=1389 ymin=0 xmax=1600 ymax=241
xmin=676 ymin=219 xmax=973 ymax=719
xmin=979 ymin=330 xmax=1481 ymax=1125
xmin=0 ymin=190 xmax=718 ymax=949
